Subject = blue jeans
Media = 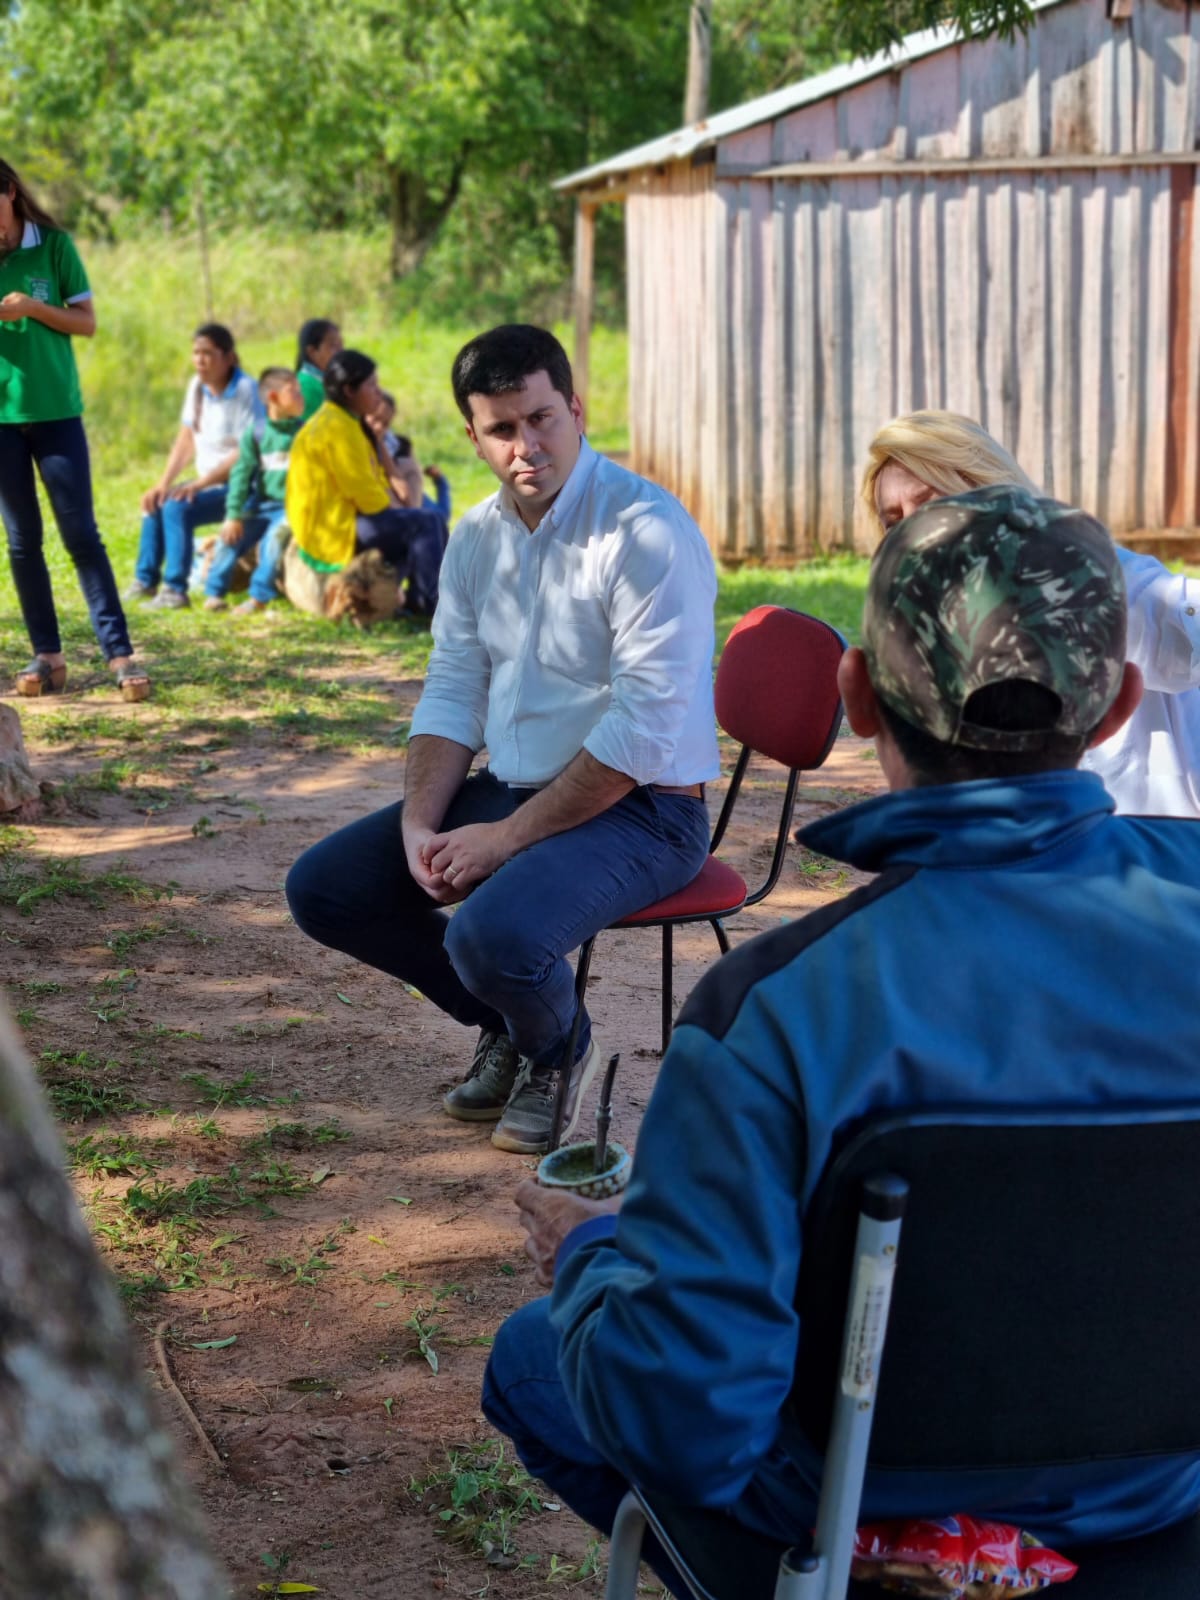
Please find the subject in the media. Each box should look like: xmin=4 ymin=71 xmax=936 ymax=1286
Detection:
xmin=484 ymin=1299 xmax=693 ymax=1595
xmin=285 ymin=772 xmax=709 ymax=1068
xmin=136 ymin=486 xmax=227 ymax=594
xmin=203 ymin=501 xmax=285 ymax=600
xmin=0 ymin=417 xmax=132 ymax=660
xmin=355 ymin=504 xmax=448 ymax=615
xmin=484 ymin=1300 xmax=841 ymax=1597
xmin=248 ymin=511 xmax=289 ymax=604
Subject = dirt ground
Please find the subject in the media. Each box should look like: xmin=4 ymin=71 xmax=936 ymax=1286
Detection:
xmin=3 ymin=683 xmax=885 ymax=1600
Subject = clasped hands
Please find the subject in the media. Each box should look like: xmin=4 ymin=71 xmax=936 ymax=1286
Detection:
xmin=405 ymin=820 xmax=516 ymax=904
xmin=0 ymin=292 xmax=33 ymax=321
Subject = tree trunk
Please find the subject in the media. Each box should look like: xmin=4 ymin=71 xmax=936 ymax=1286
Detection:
xmin=684 ymin=0 xmax=713 ymax=125
xmin=0 ymin=1005 xmax=227 ymax=1597
xmin=388 ymin=155 xmax=468 ymax=281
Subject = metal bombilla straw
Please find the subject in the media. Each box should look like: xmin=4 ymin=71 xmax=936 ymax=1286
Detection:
xmin=594 ymin=1053 xmax=621 ymax=1175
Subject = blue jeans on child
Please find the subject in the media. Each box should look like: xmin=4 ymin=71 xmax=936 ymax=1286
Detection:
xmin=248 ymin=512 xmax=289 ymax=605
xmin=285 ymin=771 xmax=709 ymax=1070
xmin=135 ymin=486 xmax=227 ymax=595
xmin=203 ymin=500 xmax=286 ymax=602
xmin=0 ymin=417 xmax=132 ymax=659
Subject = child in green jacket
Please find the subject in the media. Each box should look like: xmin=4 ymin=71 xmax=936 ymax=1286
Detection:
xmin=203 ymin=367 xmax=305 ymax=612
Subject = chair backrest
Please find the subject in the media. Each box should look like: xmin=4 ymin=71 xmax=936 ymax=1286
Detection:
xmin=715 ymin=606 xmax=845 ymax=771
xmin=792 ymin=1108 xmax=1200 ymax=1473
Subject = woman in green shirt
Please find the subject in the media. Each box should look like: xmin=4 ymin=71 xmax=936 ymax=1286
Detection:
xmin=295 ymin=318 xmax=343 ymax=420
xmin=0 ymin=159 xmax=149 ymax=700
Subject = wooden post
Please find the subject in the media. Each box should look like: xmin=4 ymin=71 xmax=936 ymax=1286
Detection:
xmin=573 ymin=201 xmax=596 ymax=412
xmin=684 ymin=0 xmax=712 ymax=126
xmin=194 ymin=181 xmax=214 ymax=322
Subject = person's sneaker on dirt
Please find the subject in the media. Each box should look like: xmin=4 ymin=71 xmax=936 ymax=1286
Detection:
xmin=146 ymin=586 xmax=190 ymax=610
xmin=443 ymin=1028 xmax=520 ymax=1121
xmin=491 ymin=1039 xmax=601 ymax=1155
xmin=232 ymin=596 xmax=269 ymax=617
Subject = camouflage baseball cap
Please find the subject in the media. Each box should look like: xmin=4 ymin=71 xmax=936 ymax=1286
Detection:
xmin=862 ymin=485 xmax=1126 ymax=751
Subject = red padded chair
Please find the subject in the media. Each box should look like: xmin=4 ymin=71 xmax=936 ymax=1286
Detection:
xmin=550 ymin=605 xmax=846 ymax=1147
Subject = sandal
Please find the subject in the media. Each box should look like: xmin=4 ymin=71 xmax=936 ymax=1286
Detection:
xmin=113 ymin=662 xmax=152 ymax=704
xmin=15 ymin=658 xmax=67 ymax=697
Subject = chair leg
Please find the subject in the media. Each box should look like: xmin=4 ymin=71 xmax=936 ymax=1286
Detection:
xmin=711 ymin=919 xmax=730 ymax=956
xmin=661 ymin=924 xmax=674 ymax=1056
xmin=605 ymin=1490 xmax=648 ymax=1600
xmin=550 ymin=936 xmax=596 ymax=1150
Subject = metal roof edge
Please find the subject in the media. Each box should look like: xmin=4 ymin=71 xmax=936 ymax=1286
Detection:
xmin=554 ymin=0 xmax=1071 ymax=194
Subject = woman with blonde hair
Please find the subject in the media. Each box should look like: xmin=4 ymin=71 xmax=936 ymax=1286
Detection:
xmin=861 ymin=409 xmax=1037 ymax=533
xmin=861 ymin=409 xmax=1200 ymax=818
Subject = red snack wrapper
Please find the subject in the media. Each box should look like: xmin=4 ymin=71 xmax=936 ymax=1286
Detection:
xmin=851 ymin=1515 xmax=1078 ymax=1598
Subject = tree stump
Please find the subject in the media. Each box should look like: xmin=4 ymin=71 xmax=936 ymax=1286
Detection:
xmin=0 ymin=1005 xmax=228 ymax=1597
xmin=0 ymin=705 xmax=40 ymax=818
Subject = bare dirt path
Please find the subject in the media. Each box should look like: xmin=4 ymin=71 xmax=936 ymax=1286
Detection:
xmin=4 ymin=691 xmax=885 ymax=1599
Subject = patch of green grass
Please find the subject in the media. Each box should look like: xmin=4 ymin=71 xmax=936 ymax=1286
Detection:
xmin=182 ymin=1069 xmax=268 ymax=1108
xmin=265 ymin=1243 xmax=337 ymax=1286
xmin=20 ymin=978 xmax=65 ymax=996
xmin=794 ymin=848 xmax=850 ymax=890
xmin=715 ymin=555 xmax=870 ymax=648
xmin=0 ymin=853 xmax=172 ymax=916
xmin=43 ymin=1076 xmax=145 ymax=1120
xmin=242 ymin=1159 xmax=310 ymax=1196
xmin=106 ymin=922 xmax=169 ymax=962
xmin=14 ymin=1006 xmax=42 ymax=1028
xmin=232 ymin=1018 xmax=304 ymax=1041
xmin=402 ymin=1307 xmax=443 ymax=1374
xmin=68 ymin=1132 xmax=162 ymax=1178
xmin=411 ymin=1440 xmax=545 ymax=1565
xmin=121 ymin=1176 xmax=237 ymax=1226
xmin=246 ymin=1119 xmax=349 ymax=1154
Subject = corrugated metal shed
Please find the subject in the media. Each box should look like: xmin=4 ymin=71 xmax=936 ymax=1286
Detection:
xmin=560 ymin=0 xmax=1200 ymax=559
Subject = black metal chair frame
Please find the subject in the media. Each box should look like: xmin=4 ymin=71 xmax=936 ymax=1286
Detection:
xmin=548 ymin=612 xmax=846 ymax=1149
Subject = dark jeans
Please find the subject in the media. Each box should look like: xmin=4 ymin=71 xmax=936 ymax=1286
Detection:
xmin=484 ymin=1298 xmax=835 ymax=1599
xmin=483 ymin=1299 xmax=694 ymax=1597
xmin=355 ymin=504 xmax=448 ymax=615
xmin=136 ymin=485 xmax=227 ymax=594
xmin=285 ymin=772 xmax=710 ymax=1068
xmin=0 ymin=417 xmax=132 ymax=660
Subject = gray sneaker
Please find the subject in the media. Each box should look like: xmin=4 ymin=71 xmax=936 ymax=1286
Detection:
xmin=122 ymin=579 xmax=157 ymax=602
xmin=146 ymin=586 xmax=190 ymax=610
xmin=491 ymin=1039 xmax=601 ymax=1155
xmin=443 ymin=1029 xmax=520 ymax=1122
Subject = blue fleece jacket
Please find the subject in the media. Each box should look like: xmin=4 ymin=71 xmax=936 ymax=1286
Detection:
xmin=550 ymin=770 xmax=1200 ymax=1543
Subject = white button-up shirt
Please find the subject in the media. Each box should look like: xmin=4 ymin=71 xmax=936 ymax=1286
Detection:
xmin=410 ymin=439 xmax=720 ymax=788
xmin=1082 ymin=547 xmax=1200 ymax=817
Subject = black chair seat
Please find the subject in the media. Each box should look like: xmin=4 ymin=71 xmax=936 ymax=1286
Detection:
xmin=638 ymin=1492 xmax=1200 ymax=1600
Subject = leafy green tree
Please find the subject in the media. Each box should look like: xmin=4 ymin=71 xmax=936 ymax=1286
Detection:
xmin=0 ymin=0 xmax=1035 ymax=311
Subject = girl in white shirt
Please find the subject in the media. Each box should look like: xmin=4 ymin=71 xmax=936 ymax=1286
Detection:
xmin=128 ymin=323 xmax=260 ymax=609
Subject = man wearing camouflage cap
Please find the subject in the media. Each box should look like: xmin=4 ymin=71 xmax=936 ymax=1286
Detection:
xmin=482 ymin=486 xmax=1200 ymax=1583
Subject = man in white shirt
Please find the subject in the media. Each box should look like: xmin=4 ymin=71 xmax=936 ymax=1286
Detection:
xmin=286 ymin=325 xmax=719 ymax=1154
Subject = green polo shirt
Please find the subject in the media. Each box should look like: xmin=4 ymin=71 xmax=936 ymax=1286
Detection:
xmin=298 ymin=362 xmax=326 ymax=420
xmin=0 ymin=226 xmax=90 ymax=424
